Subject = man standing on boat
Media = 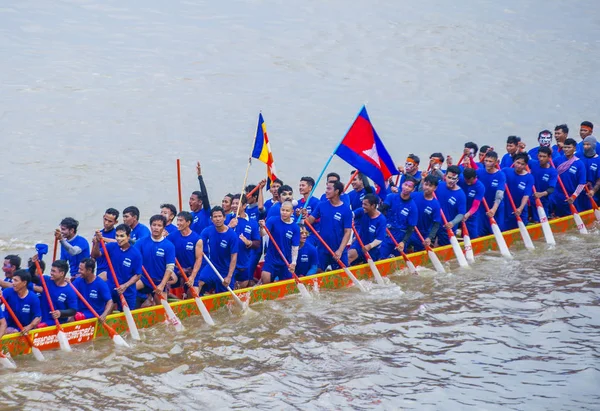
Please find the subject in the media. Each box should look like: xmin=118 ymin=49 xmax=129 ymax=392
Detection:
xmin=122 ymin=206 xmax=150 ymax=243
xmin=552 ymin=124 xmax=569 ymax=159
xmin=348 ymin=193 xmax=387 ymax=264
xmin=190 ymin=161 xmax=212 ymax=235
xmin=260 ymin=201 xmax=300 ymax=283
xmin=579 ymin=136 xmax=600 ymax=210
xmin=529 ymin=146 xmax=558 ymax=221
xmin=477 ymin=151 xmax=506 ymax=235
xmin=306 ymin=181 xmax=353 ymax=271
xmin=459 ymin=167 xmax=485 ymax=239
xmin=39 ymin=260 xmax=78 ymax=326
xmin=550 ymin=138 xmax=586 ymax=217
xmin=168 ymin=211 xmax=203 ymax=297
xmin=409 ymin=175 xmax=441 ymax=252
xmin=226 ymin=196 xmax=261 ymax=289
xmin=577 ymin=121 xmax=599 ymax=156
xmin=73 ymin=258 xmax=113 ymax=322
xmin=295 ymin=226 xmax=318 ymax=277
xmin=379 ymin=177 xmax=418 ymax=257
xmin=264 ymin=178 xmax=283 ymax=215
xmin=397 ymin=154 xmax=422 ymax=190
xmin=0 ymin=270 xmax=41 ymax=334
xmin=500 ymin=136 xmax=523 ymax=168
xmin=92 ymin=224 xmax=142 ymax=311
xmin=266 ymin=184 xmax=294 ymax=218
xmin=528 ymin=130 xmax=553 ymax=160
xmin=135 ymin=215 xmax=176 ymax=306
xmin=93 ymin=208 xmax=119 ymax=281
xmin=160 ymin=204 xmax=178 ymax=235
xmin=502 ymin=153 xmax=534 ymax=229
xmin=435 ymin=165 xmax=467 ymax=246
xmin=55 ymin=217 xmax=90 ymax=277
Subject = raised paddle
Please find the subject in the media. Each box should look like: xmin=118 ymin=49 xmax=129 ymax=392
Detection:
xmin=141 ymin=266 xmax=185 ymax=332
xmin=385 ymin=227 xmax=418 ymax=275
xmin=52 ymin=236 xmax=58 ymax=262
xmin=413 ymin=226 xmax=446 ymax=273
xmin=351 ymin=222 xmax=385 ymax=285
xmin=584 ymin=186 xmax=600 ymax=222
xmin=0 ymin=350 xmax=16 ymax=369
xmin=176 ymin=159 xmax=183 ymax=213
xmin=175 ymin=259 xmax=215 ymax=326
xmin=432 ymin=193 xmax=470 ymax=268
xmin=203 ymin=255 xmax=246 ymax=311
xmin=550 ymin=159 xmax=588 ymax=234
xmin=99 ymin=237 xmax=141 ymax=340
xmin=461 ymin=221 xmax=475 ymax=264
xmin=34 ymin=243 xmax=71 ymax=352
xmin=0 ymin=294 xmax=45 ymax=361
xmin=481 ymin=198 xmax=512 ymax=258
xmin=304 ymin=220 xmax=367 ymax=292
xmin=68 ymin=282 xmax=130 ymax=348
xmin=502 ymin=183 xmax=535 ymax=250
xmin=344 ymin=170 xmax=360 ymax=193
xmin=262 ymin=224 xmax=312 ymax=298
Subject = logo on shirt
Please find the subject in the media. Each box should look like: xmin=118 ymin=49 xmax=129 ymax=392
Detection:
xmin=285 ymin=230 xmax=294 ymax=239
xmin=401 ymin=208 xmax=409 ymax=216
xmin=22 ymin=304 xmax=31 ymax=314
xmin=369 ymin=225 xmax=376 ymax=234
xmin=542 ymin=174 xmax=550 ymax=182
xmin=569 ymin=166 xmax=577 ymax=174
xmin=448 ymin=197 xmax=456 ymax=206
xmin=220 ymin=239 xmax=228 ymax=248
xmin=123 ymin=258 xmax=132 ymax=268
xmin=186 ymin=242 xmax=194 ymax=251
xmin=244 ymin=226 xmax=252 ymax=235
xmin=58 ymin=293 xmax=67 ymax=303
xmin=90 ymin=290 xmax=98 ymax=299
xmin=424 ymin=206 xmax=433 ymax=215
xmin=156 ymin=248 xmax=165 ymax=257
xmin=333 ymin=212 xmax=342 ymax=221
xmin=468 ymin=190 xmax=476 ymax=198
xmin=518 ymin=182 xmax=526 ymax=191
xmin=592 ymin=164 xmax=598 ymax=172
xmin=491 ymin=179 xmax=499 ymax=187
xmin=301 ymin=255 xmax=309 ymax=263
xmin=193 ymin=216 xmax=199 ymax=224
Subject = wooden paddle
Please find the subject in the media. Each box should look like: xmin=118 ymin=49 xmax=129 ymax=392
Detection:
xmin=503 ymin=183 xmax=535 ymax=250
xmin=304 ymin=220 xmax=367 ymax=292
xmin=141 ymin=267 xmax=185 ymax=332
xmin=176 ymin=159 xmax=183 ymax=213
xmin=262 ymin=224 xmax=312 ymax=298
xmin=549 ymin=159 xmax=588 ymax=234
xmin=384 ymin=227 xmax=418 ymax=275
xmin=0 ymin=294 xmax=45 ymax=361
xmin=432 ymin=192 xmax=470 ymax=268
xmin=412 ymin=226 xmax=446 ymax=273
xmin=481 ymin=198 xmax=512 ymax=258
xmin=351 ymin=223 xmax=385 ymax=285
xmin=203 ymin=255 xmax=246 ymax=311
xmin=461 ymin=222 xmax=475 ymax=263
xmin=174 ymin=259 xmax=215 ymax=326
xmin=68 ymin=282 xmax=130 ymax=348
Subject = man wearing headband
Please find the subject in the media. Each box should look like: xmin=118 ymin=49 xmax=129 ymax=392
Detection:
xmin=528 ymin=130 xmax=553 ymax=160
xmin=579 ymin=136 xmax=600 ymax=210
xmin=577 ymin=121 xmax=600 ymax=156
xmin=397 ymin=154 xmax=422 ymax=190
xmin=553 ymin=124 xmax=569 ymax=159
xmin=500 ymin=136 xmax=522 ymax=168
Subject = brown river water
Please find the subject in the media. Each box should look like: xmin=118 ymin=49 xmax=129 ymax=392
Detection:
xmin=1 ymin=0 xmax=600 ymax=409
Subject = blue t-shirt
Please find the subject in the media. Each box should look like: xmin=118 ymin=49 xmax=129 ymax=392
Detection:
xmin=102 ymin=242 xmax=143 ymax=302
xmin=165 ymin=224 xmax=178 ymax=235
xmin=2 ymin=288 xmax=42 ymax=329
xmin=230 ymin=216 xmax=260 ymax=270
xmin=167 ymin=230 xmax=201 ymax=270
xmin=95 ymin=228 xmax=116 ymax=274
xmin=552 ymin=155 xmax=586 ymax=197
xmin=134 ymin=237 xmax=176 ymax=284
xmin=551 ymin=144 xmax=562 ymax=159
xmin=319 ymin=192 xmax=350 ymax=204
xmin=348 ymin=189 xmax=367 ymax=211
xmin=39 ymin=277 xmax=78 ymax=324
xmin=264 ymin=198 xmax=276 ymax=215
xmin=310 ymin=201 xmax=353 ymax=250
xmin=458 ymin=178 xmax=485 ymax=215
xmin=73 ymin=276 xmax=111 ymax=319
xmin=296 ymin=242 xmax=318 ymax=276
xmin=576 ymin=141 xmax=600 ymax=157
xmin=529 ymin=160 xmax=558 ymax=194
xmin=477 ymin=168 xmax=506 ymax=209
xmin=266 ymin=202 xmax=282 ymax=219
xmin=412 ymin=192 xmax=442 ymax=238
xmin=503 ymin=168 xmax=534 ymax=207
xmin=499 ymin=153 xmax=514 ymax=169
xmin=191 ymin=209 xmax=211 ymax=235
xmin=353 ymin=208 xmax=387 ymax=246
xmin=399 ymin=171 xmax=422 ymax=188
xmin=200 ymin=226 xmax=239 ymax=273
xmin=580 ymin=155 xmax=600 ymax=184
xmin=60 ymin=235 xmax=90 ymax=276
xmin=130 ymin=223 xmax=150 ymax=243
xmin=383 ymin=193 xmax=418 ymax=233
xmin=265 ymin=217 xmax=300 ymax=266
xmin=245 ymin=204 xmax=264 ymax=222
xmin=436 ymin=183 xmax=467 ymax=222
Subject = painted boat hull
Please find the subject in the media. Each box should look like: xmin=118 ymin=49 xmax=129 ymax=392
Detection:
xmin=1 ymin=210 xmax=596 ymax=357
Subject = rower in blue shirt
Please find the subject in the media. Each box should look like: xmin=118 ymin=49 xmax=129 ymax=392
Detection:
xmin=578 ymin=136 xmax=600 ymax=210
xmin=499 ymin=135 xmax=521 ymax=169
xmin=1 ymin=270 xmax=42 ymax=334
xmin=296 ymin=226 xmax=318 ymax=277
xmin=39 ymin=260 xmax=78 ymax=326
xmin=409 ymin=175 xmax=441 ymax=252
xmin=73 ymin=258 xmax=113 ymax=321
xmin=502 ymin=153 xmax=534 ymax=230
xmin=160 ymin=203 xmax=178 ymax=235
xmin=348 ymin=194 xmax=387 ymax=264
xmin=379 ymin=177 xmax=418 ymax=257
xmin=226 ymin=195 xmax=261 ymax=289
xmin=93 ymin=208 xmax=119 ymax=281
xmin=477 ymin=151 xmax=506 ymax=235
xmin=190 ymin=161 xmax=212 ymax=235
xmin=529 ymin=147 xmax=557 ymax=221
xmin=550 ymin=138 xmax=587 ymax=217
xmin=55 ymin=217 xmax=90 ymax=277
xmin=122 ymin=206 xmax=150 ymax=243
xmin=435 ymin=165 xmax=467 ymax=246
xmin=528 ymin=130 xmax=553 ymax=160
xmin=458 ymin=167 xmax=485 ymax=238
xmin=260 ymin=201 xmax=300 ymax=283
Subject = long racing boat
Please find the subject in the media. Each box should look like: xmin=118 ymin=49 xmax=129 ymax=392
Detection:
xmin=1 ymin=209 xmax=597 ymax=359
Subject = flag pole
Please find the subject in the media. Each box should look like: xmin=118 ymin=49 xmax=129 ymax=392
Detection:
xmin=235 ymin=114 xmax=260 ymax=218
xmin=297 ymin=105 xmax=366 ymax=220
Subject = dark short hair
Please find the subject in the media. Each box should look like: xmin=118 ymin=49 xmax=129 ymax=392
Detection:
xmin=423 ymin=174 xmax=439 ymax=186
xmin=363 ymin=193 xmax=379 ymax=206
xmin=177 ymin=211 xmax=193 ymax=223
xmin=245 ymin=184 xmax=259 ymax=199
xmin=28 ymin=259 xmax=45 ymax=277
xmin=404 ymin=175 xmax=418 ymax=187
xmin=211 ymin=206 xmax=225 ymax=218
xmin=105 ymin=208 xmax=120 ymax=220
xmin=60 ymin=217 xmax=79 ymax=233
xmin=564 ymin=138 xmax=577 ymax=147
xmin=326 ymin=172 xmax=341 ymax=182
xmin=13 ymin=269 xmax=32 ymax=285
xmin=581 ymin=121 xmax=594 ymax=130
xmin=506 ymin=135 xmax=521 ymax=145
xmin=115 ymin=223 xmax=131 ymax=236
xmin=300 ymin=176 xmax=315 ymax=188
xmin=463 ymin=168 xmax=477 ymax=179
xmin=223 ymin=193 xmax=234 ymax=202
xmin=464 ymin=142 xmax=478 ymax=153
xmin=160 ymin=204 xmax=177 ymax=216
xmin=407 ymin=154 xmax=420 ymax=164
xmin=446 ymin=165 xmax=461 ymax=175
xmin=51 ymin=260 xmax=70 ymax=275
xmin=555 ymin=124 xmax=569 ymax=134
xmin=80 ymin=258 xmax=96 ymax=272
xmin=191 ymin=191 xmax=202 ymax=201
xmin=272 ymin=178 xmax=284 ymax=186
xmin=123 ymin=206 xmax=140 ymax=220
xmin=485 ymin=151 xmax=499 ymax=160
xmin=538 ymin=146 xmax=552 ymax=156
xmin=149 ymin=214 xmax=166 ymax=227
xmin=430 ymin=152 xmax=444 ymax=162
xmin=278 ymin=185 xmax=293 ymax=195
xmin=479 ymin=145 xmax=490 ymax=154
xmin=513 ymin=153 xmax=529 ymax=164
xmin=240 ymin=194 xmax=248 ymax=206
xmin=4 ymin=254 xmax=21 ymax=269
xmin=232 ymin=193 xmax=241 ymax=201
xmin=328 ymin=180 xmax=344 ymax=196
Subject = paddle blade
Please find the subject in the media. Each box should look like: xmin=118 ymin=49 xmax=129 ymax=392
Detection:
xmin=450 ymin=235 xmax=470 ymax=268
xmin=195 ymin=297 xmax=215 ymax=326
xmin=161 ymin=299 xmax=185 ymax=332
xmin=32 ymin=347 xmax=46 ymax=362
xmin=296 ymin=282 xmax=312 ymax=299
xmin=595 ymin=208 xmax=600 ymax=223
xmin=112 ymin=334 xmax=131 ymax=348
xmin=405 ymin=259 xmax=418 ymax=275
xmin=57 ymin=330 xmax=72 ymax=352
xmin=0 ymin=353 xmax=16 ymax=369
xmin=573 ymin=212 xmax=589 ymax=234
xmin=427 ymin=250 xmax=446 ymax=273
xmin=123 ymin=305 xmax=141 ymax=340
xmin=228 ymin=286 xmax=247 ymax=311
xmin=491 ymin=223 xmax=512 ymax=259
xmin=367 ymin=259 xmax=385 ymax=285
xmin=517 ymin=220 xmax=535 ymax=250
xmin=342 ymin=267 xmax=367 ymax=292
xmin=463 ymin=234 xmax=475 ymax=264
xmin=537 ymin=206 xmax=556 ymax=245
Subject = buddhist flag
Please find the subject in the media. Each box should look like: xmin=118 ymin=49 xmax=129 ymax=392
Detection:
xmin=334 ymin=106 xmax=398 ymax=192
xmin=251 ymin=113 xmax=278 ymax=187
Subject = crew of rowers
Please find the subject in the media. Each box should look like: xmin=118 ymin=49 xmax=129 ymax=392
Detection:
xmin=1 ymin=121 xmax=599 ymax=339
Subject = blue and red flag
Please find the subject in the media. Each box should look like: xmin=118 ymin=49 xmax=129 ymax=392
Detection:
xmin=335 ymin=106 xmax=398 ymax=192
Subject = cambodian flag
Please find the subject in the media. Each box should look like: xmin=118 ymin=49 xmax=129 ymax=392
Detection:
xmin=335 ymin=106 xmax=398 ymax=192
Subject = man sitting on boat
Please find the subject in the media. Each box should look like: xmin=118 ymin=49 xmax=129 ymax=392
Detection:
xmin=55 ymin=217 xmax=90 ymax=278
xmin=348 ymin=193 xmax=387 ymax=264
xmin=1 ymin=270 xmax=41 ymax=334
xmin=39 ymin=260 xmax=78 ymax=327
xmin=379 ymin=176 xmax=418 ymax=257
xmin=73 ymin=258 xmax=113 ymax=322
xmin=226 ymin=195 xmax=261 ymax=289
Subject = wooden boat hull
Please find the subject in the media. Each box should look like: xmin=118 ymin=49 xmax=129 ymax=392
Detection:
xmin=1 ymin=210 xmax=596 ymax=358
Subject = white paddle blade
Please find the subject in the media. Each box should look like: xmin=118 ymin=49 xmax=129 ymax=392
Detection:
xmin=343 ymin=267 xmax=367 ymax=292
xmin=32 ymin=347 xmax=45 ymax=362
xmin=537 ymin=206 xmax=556 ymax=245
xmin=0 ymin=354 xmax=16 ymax=369
xmin=405 ymin=259 xmax=418 ymax=275
xmin=161 ymin=299 xmax=185 ymax=332
xmin=228 ymin=286 xmax=247 ymax=311
xmin=491 ymin=223 xmax=512 ymax=259
xmin=367 ymin=259 xmax=385 ymax=285
xmin=573 ymin=212 xmax=589 ymax=234
xmin=112 ymin=334 xmax=131 ymax=348
xmin=450 ymin=235 xmax=470 ymax=268
xmin=296 ymin=282 xmax=312 ymax=299
xmin=594 ymin=208 xmax=600 ymax=222
xmin=57 ymin=330 xmax=72 ymax=352
xmin=517 ymin=220 xmax=535 ymax=250
xmin=195 ymin=297 xmax=215 ymax=326
xmin=463 ymin=235 xmax=475 ymax=263
xmin=427 ymin=250 xmax=446 ymax=273
xmin=123 ymin=305 xmax=141 ymax=340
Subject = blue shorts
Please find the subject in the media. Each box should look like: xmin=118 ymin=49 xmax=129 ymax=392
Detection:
xmin=317 ymin=247 xmax=348 ymax=271
xmin=262 ymin=260 xmax=292 ymax=282
xmin=233 ymin=267 xmax=253 ymax=282
xmin=197 ymin=265 xmax=234 ymax=295
xmin=349 ymin=241 xmax=381 ymax=264
xmin=111 ymin=289 xmax=136 ymax=311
